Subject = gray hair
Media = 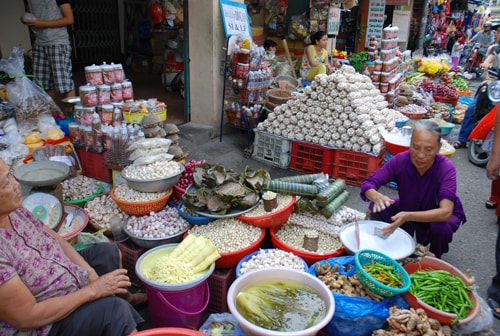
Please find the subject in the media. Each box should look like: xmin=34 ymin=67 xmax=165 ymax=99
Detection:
xmin=412 ymin=120 xmax=442 ymax=145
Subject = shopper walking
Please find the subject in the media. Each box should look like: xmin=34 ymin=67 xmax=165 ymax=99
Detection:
xmin=20 ymin=0 xmax=75 ymax=100
xmin=451 ymin=34 xmax=463 ymax=70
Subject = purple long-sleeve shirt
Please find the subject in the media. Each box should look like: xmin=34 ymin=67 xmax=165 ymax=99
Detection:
xmin=360 ymin=151 xmax=466 ymax=224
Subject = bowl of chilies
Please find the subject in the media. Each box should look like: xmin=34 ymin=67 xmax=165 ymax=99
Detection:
xmin=401 ymin=256 xmax=480 ymax=325
xmin=354 ymin=249 xmax=411 ymax=297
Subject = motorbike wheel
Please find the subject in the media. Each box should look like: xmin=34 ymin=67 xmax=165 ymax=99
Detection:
xmin=468 ymin=139 xmax=490 ymax=167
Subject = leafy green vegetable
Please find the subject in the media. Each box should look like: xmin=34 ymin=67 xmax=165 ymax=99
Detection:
xmin=348 ymin=51 xmax=368 ymax=73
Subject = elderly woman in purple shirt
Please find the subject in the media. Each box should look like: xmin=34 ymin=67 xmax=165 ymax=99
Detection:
xmin=360 ymin=120 xmax=466 ymax=258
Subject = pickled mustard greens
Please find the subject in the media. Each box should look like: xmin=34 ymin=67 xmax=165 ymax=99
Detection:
xmin=236 ymin=281 xmax=326 ymax=332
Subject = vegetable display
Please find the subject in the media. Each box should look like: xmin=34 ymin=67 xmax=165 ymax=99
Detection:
xmin=256 ymin=66 xmax=406 ymax=154
xmin=362 ymin=261 xmax=403 ymax=288
xmin=235 ymin=281 xmax=326 ymax=331
xmin=409 ymin=270 xmax=473 ymax=321
xmin=315 ymin=262 xmax=384 ymax=301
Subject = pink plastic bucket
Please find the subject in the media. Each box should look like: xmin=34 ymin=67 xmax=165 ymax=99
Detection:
xmin=144 ymin=280 xmax=210 ymax=329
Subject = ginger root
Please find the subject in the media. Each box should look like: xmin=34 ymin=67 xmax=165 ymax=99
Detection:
xmin=372 ymin=306 xmax=451 ymax=336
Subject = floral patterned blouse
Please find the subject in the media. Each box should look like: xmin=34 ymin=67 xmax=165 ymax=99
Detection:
xmin=299 ymin=45 xmax=328 ymax=79
xmin=0 ymin=207 xmax=89 ymax=335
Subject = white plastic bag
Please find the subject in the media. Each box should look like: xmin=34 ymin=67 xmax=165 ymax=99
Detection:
xmin=451 ymin=293 xmax=494 ymax=335
xmin=0 ymin=46 xmax=63 ymax=121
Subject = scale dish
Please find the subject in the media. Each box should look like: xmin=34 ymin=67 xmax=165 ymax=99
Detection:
xmin=185 ymin=185 xmax=261 ymax=219
xmin=14 ymin=161 xmax=70 ymax=187
xmin=23 ymin=192 xmax=63 ymax=229
xmin=340 ymin=220 xmax=415 ymax=260
xmin=61 ymin=96 xmax=81 ymax=104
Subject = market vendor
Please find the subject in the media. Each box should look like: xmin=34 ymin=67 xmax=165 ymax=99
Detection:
xmin=299 ymin=31 xmax=333 ymax=81
xmin=0 ymin=158 xmax=145 ymax=335
xmin=360 ymin=120 xmax=466 ymax=258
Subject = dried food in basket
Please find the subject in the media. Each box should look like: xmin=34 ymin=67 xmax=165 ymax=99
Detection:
xmin=266 ymin=89 xmax=292 ymax=105
xmin=61 ymin=175 xmax=101 ymax=202
xmin=84 ymin=194 xmax=129 ymax=235
xmin=163 ymin=123 xmax=180 ymax=135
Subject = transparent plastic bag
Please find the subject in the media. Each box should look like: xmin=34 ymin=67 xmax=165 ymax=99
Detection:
xmin=451 ymin=293 xmax=494 ymax=335
xmin=0 ymin=46 xmax=63 ymax=122
xmin=288 ymin=13 xmax=309 ymax=41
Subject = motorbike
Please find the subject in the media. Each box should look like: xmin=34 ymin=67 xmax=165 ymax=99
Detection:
xmin=468 ymin=67 xmax=500 ymax=167
xmin=464 ymin=43 xmax=484 ymax=78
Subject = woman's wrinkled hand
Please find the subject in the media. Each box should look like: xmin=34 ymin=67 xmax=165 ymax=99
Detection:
xmin=87 ymin=269 xmax=131 ymax=298
xmin=371 ymin=194 xmax=395 ymax=213
xmin=381 ymin=212 xmax=406 ymax=236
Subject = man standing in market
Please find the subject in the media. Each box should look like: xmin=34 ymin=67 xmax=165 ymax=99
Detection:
xmin=20 ymin=0 xmax=75 ymax=100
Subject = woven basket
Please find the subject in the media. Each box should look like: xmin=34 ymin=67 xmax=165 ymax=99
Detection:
xmin=266 ymin=88 xmax=292 ymax=105
xmin=110 ymin=186 xmax=173 ymax=216
xmin=355 ymin=249 xmax=411 ymax=297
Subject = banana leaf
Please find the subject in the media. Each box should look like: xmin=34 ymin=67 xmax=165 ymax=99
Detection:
xmin=192 ymin=163 xmax=211 ymax=188
xmin=215 ymin=181 xmax=247 ymax=203
xmin=244 ymin=166 xmax=271 ymax=192
xmin=207 ymin=194 xmax=231 ymax=215
xmin=182 ymin=187 xmax=212 ymax=211
xmin=233 ymin=189 xmax=260 ymax=210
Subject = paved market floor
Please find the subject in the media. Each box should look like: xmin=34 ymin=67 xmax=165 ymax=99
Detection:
xmin=130 ymin=75 xmax=500 ymax=333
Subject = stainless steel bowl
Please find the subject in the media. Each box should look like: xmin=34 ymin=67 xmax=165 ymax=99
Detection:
xmin=123 ymin=221 xmax=188 ymax=249
xmin=121 ymin=162 xmax=184 ymax=193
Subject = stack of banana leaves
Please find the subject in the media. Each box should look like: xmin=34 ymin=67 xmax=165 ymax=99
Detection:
xmin=264 ymin=173 xmax=349 ymax=218
xmin=182 ymin=163 xmax=270 ymax=215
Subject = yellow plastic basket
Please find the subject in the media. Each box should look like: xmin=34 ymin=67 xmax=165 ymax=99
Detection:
xmin=122 ymin=109 xmax=167 ymax=124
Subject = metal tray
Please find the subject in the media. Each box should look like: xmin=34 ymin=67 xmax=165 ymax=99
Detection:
xmin=61 ymin=96 xmax=81 ymax=104
xmin=23 ymin=192 xmax=63 ymax=229
xmin=185 ymin=185 xmax=260 ymax=219
xmin=14 ymin=161 xmax=70 ymax=187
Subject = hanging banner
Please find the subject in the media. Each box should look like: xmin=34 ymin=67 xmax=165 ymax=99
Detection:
xmin=219 ymin=0 xmax=252 ymax=38
xmin=386 ymin=0 xmax=409 ymax=5
xmin=365 ymin=0 xmax=386 ymax=47
xmin=392 ymin=10 xmax=411 ymax=42
xmin=327 ymin=6 xmax=341 ymax=36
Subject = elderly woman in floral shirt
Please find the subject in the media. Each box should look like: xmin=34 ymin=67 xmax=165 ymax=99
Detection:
xmin=0 ymin=159 xmax=144 ymax=335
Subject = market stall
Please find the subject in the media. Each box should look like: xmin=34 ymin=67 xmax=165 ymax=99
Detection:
xmin=0 ymin=37 xmax=493 ymax=336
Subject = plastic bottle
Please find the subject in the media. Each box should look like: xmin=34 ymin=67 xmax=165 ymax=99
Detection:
xmin=112 ymin=105 xmax=123 ymax=127
xmin=119 ymin=126 xmax=129 ymax=166
xmin=112 ymin=126 xmax=120 ymax=165
xmin=91 ymin=112 xmax=103 ymax=152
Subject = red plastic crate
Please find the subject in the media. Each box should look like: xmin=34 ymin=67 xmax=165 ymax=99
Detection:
xmin=116 ymin=239 xmax=145 ymax=287
xmin=76 ymin=147 xmax=113 ymax=182
xmin=289 ymin=141 xmax=335 ymax=175
xmin=332 ymin=149 xmax=385 ymax=186
xmin=206 ymin=267 xmax=236 ymax=312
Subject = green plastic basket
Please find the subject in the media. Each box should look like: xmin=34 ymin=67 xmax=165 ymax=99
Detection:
xmin=65 ymin=184 xmax=103 ymax=208
xmin=355 ymin=249 xmax=411 ymax=297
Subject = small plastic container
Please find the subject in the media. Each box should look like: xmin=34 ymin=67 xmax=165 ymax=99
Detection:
xmin=80 ymin=106 xmax=96 ymax=126
xmin=372 ymin=82 xmax=380 ymax=90
xmin=121 ymin=80 xmax=134 ymax=100
xmin=382 ymin=57 xmax=399 ymax=72
xmin=379 ymin=82 xmax=389 ymax=93
xmin=110 ymin=83 xmax=123 ymax=102
xmin=371 ymin=71 xmax=381 ymax=82
xmin=100 ymin=104 xmax=114 ymax=124
xmin=380 ymin=48 xmax=396 ymax=61
xmin=69 ymin=122 xmax=81 ymax=145
xmin=79 ymin=85 xmax=98 ymax=107
xmin=374 ymin=60 xmax=383 ymax=71
xmin=84 ymin=65 xmax=103 ymax=86
xmin=114 ymin=63 xmax=125 ymax=83
xmin=96 ymin=84 xmax=111 ymax=105
xmin=380 ymin=71 xmax=394 ymax=83
xmin=101 ymin=63 xmax=116 ymax=84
